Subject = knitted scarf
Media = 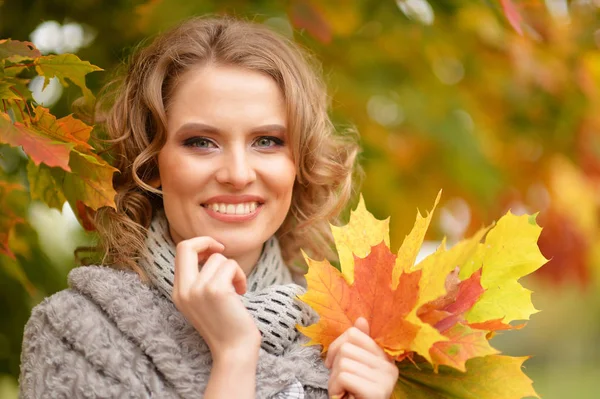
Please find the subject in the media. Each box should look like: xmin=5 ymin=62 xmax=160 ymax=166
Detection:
xmin=138 ymin=212 xmax=315 ymax=358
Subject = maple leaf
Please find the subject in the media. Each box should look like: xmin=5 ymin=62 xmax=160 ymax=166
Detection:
xmin=429 ymin=323 xmax=499 ymax=372
xmin=298 ymin=192 xmax=545 ymax=398
xmin=0 ymin=181 xmax=26 ymax=259
xmin=0 ymin=111 xmax=73 ymax=171
xmin=75 ymin=200 xmax=97 ymax=231
xmin=29 ymin=150 xmax=117 ymax=212
xmin=0 ymin=81 xmax=22 ymax=101
xmin=395 ymin=355 xmax=539 ymax=399
xmin=27 ymin=162 xmax=66 ymax=210
xmin=297 ymin=242 xmax=423 ymax=355
xmin=34 ymin=54 xmax=102 ymax=107
xmin=403 ymin=223 xmax=489 ymax=362
xmin=414 ymin=267 xmax=502 ymax=372
xmin=0 ymin=106 xmax=94 ymax=171
xmin=0 ymin=39 xmax=41 ymax=63
xmin=418 ymin=269 xmax=484 ymax=332
xmin=331 ymin=195 xmax=390 ymax=284
xmin=462 ymin=213 xmax=548 ymax=324
xmin=30 ymin=106 xmax=93 ymax=152
xmin=299 ymin=193 xmax=446 ymax=360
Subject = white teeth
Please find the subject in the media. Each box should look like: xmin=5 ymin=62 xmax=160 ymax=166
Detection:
xmin=206 ymin=201 xmax=260 ymax=215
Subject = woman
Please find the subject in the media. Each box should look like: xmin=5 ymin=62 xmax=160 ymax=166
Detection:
xmin=19 ymin=16 xmax=399 ymax=398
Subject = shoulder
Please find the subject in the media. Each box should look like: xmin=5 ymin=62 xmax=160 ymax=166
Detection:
xmin=26 ymin=265 xmax=146 ymax=328
xmin=22 ymin=264 xmax=167 ymax=361
xmin=22 ymin=266 xmax=141 ymax=356
xmin=20 ymin=266 xmax=180 ymax=398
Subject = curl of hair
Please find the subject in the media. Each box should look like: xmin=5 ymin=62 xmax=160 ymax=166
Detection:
xmin=92 ymin=16 xmax=362 ymax=277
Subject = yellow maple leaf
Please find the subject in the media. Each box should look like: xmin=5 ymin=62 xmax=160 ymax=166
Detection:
xmin=464 ymin=213 xmax=548 ymax=323
xmin=331 ymin=195 xmax=390 ymax=285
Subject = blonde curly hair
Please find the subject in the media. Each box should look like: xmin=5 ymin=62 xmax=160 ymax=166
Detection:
xmin=93 ymin=16 xmax=362 ymax=278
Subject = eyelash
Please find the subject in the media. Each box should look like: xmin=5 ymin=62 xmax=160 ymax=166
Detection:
xmin=182 ymin=136 xmax=285 ymax=149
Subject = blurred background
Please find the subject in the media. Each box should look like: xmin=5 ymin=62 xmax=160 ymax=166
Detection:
xmin=1 ymin=0 xmax=600 ymax=398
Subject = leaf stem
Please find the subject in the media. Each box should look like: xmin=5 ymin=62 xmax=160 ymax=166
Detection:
xmin=10 ymin=87 xmax=33 ymax=121
xmin=4 ymin=62 xmax=35 ymax=69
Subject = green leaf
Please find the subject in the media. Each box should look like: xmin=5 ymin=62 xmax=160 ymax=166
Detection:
xmin=39 ymin=150 xmax=117 ymax=211
xmin=27 ymin=161 xmax=66 ymax=210
xmin=26 ymin=148 xmax=116 ymax=217
xmin=0 ymin=81 xmax=21 ymax=101
xmin=34 ymin=54 xmax=102 ymax=104
xmin=395 ymin=355 xmax=539 ymax=399
xmin=64 ymin=151 xmax=117 ymax=210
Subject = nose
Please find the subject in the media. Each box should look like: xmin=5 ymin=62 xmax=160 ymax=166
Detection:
xmin=215 ymin=146 xmax=256 ymax=189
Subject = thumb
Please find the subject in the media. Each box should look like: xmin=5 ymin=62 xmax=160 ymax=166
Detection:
xmin=354 ymin=317 xmax=370 ymax=335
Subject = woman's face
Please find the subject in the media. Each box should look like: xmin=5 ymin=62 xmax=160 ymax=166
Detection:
xmin=157 ymin=65 xmax=296 ymax=271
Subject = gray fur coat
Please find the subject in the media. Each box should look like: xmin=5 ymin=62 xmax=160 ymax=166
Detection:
xmin=18 ymin=265 xmax=330 ymax=398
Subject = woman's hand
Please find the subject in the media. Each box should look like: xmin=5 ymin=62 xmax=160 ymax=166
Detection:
xmin=326 ymin=318 xmax=399 ymax=399
xmin=171 ymin=236 xmax=261 ymax=362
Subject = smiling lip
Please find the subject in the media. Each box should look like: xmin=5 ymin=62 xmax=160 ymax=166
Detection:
xmin=202 ymin=195 xmax=265 ymax=205
xmin=201 ymin=195 xmax=264 ymax=223
xmin=202 ymin=203 xmax=263 ymax=222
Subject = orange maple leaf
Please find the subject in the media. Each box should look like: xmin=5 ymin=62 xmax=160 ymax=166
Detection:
xmin=297 ymin=241 xmax=422 ymax=355
xmin=0 ymin=112 xmax=73 ymax=171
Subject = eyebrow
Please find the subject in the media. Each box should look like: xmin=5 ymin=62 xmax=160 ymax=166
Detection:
xmin=174 ymin=122 xmax=287 ymax=136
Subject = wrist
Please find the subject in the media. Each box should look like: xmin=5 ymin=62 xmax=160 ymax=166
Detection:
xmin=212 ymin=337 xmax=261 ymax=367
xmin=212 ymin=346 xmax=259 ymax=385
xmin=206 ymin=342 xmax=259 ymax=399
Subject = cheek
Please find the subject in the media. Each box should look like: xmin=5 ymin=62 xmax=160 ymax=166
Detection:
xmin=268 ymin=158 xmax=296 ymax=199
xmin=158 ymin=150 xmax=205 ymax=192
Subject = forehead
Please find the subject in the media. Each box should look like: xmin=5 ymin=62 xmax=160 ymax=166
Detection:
xmin=166 ymin=64 xmax=287 ymax=132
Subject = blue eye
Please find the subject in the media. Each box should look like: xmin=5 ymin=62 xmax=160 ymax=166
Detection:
xmin=183 ymin=137 xmax=216 ymax=149
xmin=254 ymin=136 xmax=284 ymax=148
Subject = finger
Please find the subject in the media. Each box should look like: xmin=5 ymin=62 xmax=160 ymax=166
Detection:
xmin=331 ymin=342 xmax=385 ymax=370
xmin=197 ymin=253 xmax=228 ymax=284
xmin=332 ymin=356 xmax=379 ymax=384
xmin=328 ymin=369 xmax=376 ymax=399
xmin=326 ymin=329 xmax=351 ymax=368
xmin=326 ymin=323 xmax=382 ymax=368
xmin=209 ymin=259 xmax=248 ymax=295
xmin=174 ymin=237 xmax=224 ymax=293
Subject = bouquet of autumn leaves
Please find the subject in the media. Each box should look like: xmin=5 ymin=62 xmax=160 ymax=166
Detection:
xmin=297 ymin=192 xmax=546 ymax=399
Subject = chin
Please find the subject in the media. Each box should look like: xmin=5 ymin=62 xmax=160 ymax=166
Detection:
xmin=217 ymin=233 xmax=265 ymax=255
